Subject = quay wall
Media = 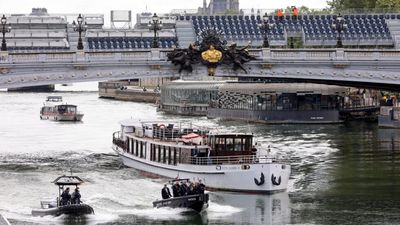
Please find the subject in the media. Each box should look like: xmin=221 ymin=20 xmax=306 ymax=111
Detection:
xmin=99 ymin=81 xmax=159 ymax=103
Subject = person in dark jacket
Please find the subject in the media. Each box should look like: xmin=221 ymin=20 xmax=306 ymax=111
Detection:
xmin=71 ymin=187 xmax=81 ymax=204
xmin=198 ymin=179 xmax=206 ymax=194
xmin=179 ymin=182 xmax=188 ymax=196
xmin=172 ymin=182 xmax=180 ymax=197
xmin=161 ymin=184 xmax=172 ymax=199
xmin=60 ymin=187 xmax=71 ymax=206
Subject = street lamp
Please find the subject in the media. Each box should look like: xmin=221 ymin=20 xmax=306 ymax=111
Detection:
xmin=1 ymin=15 xmax=11 ymax=51
xmin=148 ymin=13 xmax=163 ymax=48
xmin=258 ymin=13 xmax=274 ymax=48
xmin=72 ymin=14 xmax=87 ymax=50
xmin=332 ymin=14 xmax=347 ymax=48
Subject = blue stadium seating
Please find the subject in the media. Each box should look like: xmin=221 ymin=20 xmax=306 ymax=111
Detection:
xmin=86 ymin=37 xmax=178 ymax=50
xmin=177 ymin=13 xmax=397 ymax=47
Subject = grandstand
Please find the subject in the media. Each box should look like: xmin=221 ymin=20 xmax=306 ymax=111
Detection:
xmin=3 ymin=8 xmax=400 ymax=52
xmin=6 ymin=9 xmax=70 ymax=51
xmin=177 ymin=14 xmax=397 ymax=47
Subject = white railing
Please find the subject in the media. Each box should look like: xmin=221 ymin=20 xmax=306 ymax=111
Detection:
xmin=188 ymin=154 xmax=289 ymax=165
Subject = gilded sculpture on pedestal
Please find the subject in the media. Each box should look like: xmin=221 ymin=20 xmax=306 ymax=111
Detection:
xmin=167 ymin=28 xmax=256 ymax=76
xmin=201 ymin=45 xmax=222 ymax=76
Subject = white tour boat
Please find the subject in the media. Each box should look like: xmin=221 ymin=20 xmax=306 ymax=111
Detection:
xmin=40 ymin=96 xmax=84 ymax=121
xmin=112 ymin=120 xmax=291 ymax=194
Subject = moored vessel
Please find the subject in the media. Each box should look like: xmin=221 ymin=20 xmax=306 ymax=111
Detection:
xmin=40 ymin=96 xmax=84 ymax=121
xmin=112 ymin=120 xmax=291 ymax=194
xmin=31 ymin=175 xmax=94 ymax=217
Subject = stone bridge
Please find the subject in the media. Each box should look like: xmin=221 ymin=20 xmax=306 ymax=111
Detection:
xmin=1 ymin=48 xmax=400 ymax=90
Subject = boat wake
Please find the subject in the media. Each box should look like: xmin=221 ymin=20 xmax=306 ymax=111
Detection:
xmin=0 ymin=151 xmax=244 ymax=224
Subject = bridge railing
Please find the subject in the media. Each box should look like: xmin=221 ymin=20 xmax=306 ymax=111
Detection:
xmin=2 ymin=48 xmax=400 ymax=64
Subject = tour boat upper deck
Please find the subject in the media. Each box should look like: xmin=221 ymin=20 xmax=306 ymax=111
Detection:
xmin=115 ymin=119 xmax=259 ymax=157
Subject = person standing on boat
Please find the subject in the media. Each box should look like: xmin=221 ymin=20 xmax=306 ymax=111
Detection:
xmin=71 ymin=187 xmax=81 ymax=204
xmin=179 ymin=181 xmax=188 ymax=196
xmin=198 ymin=180 xmax=206 ymax=194
xmin=172 ymin=182 xmax=180 ymax=197
xmin=161 ymin=184 xmax=172 ymax=199
xmin=60 ymin=187 xmax=71 ymax=206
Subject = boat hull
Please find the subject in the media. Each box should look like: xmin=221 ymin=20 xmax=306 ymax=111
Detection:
xmin=153 ymin=194 xmax=209 ymax=212
xmin=40 ymin=113 xmax=84 ymax=121
xmin=31 ymin=204 xmax=94 ymax=217
xmin=114 ymin=145 xmax=290 ymax=194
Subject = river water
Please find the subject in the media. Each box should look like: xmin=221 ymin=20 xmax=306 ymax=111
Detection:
xmin=0 ymin=83 xmax=400 ymax=225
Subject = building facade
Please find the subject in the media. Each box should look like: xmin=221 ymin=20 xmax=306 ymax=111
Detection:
xmin=200 ymin=0 xmax=240 ymax=15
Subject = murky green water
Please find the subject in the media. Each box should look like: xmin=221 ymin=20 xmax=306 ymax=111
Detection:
xmin=0 ymin=86 xmax=399 ymax=225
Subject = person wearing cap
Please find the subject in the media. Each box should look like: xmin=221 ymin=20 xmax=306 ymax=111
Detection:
xmin=71 ymin=187 xmax=81 ymax=204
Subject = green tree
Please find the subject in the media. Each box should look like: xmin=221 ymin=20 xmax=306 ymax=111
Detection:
xmin=327 ymin=0 xmax=377 ymax=12
xmin=376 ymin=0 xmax=400 ymax=9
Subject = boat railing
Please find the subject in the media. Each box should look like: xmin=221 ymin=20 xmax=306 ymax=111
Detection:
xmin=188 ymin=155 xmax=288 ymax=165
xmin=151 ymin=126 xmax=207 ymax=142
xmin=112 ymin=131 xmax=126 ymax=149
xmin=40 ymin=200 xmax=57 ymax=209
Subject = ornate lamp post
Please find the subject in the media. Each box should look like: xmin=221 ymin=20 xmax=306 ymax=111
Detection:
xmin=72 ymin=14 xmax=87 ymax=50
xmin=1 ymin=15 xmax=11 ymax=51
xmin=148 ymin=13 xmax=163 ymax=48
xmin=258 ymin=13 xmax=274 ymax=48
xmin=332 ymin=14 xmax=347 ymax=48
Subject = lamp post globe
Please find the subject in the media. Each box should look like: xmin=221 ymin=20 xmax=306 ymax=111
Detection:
xmin=1 ymin=14 xmax=11 ymax=51
xmin=149 ymin=13 xmax=162 ymax=48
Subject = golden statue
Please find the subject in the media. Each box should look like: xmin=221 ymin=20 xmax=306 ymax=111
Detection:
xmin=201 ymin=45 xmax=223 ymax=76
xmin=201 ymin=45 xmax=222 ymax=63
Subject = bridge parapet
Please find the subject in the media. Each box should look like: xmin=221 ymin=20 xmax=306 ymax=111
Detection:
xmin=1 ymin=48 xmax=400 ymax=64
xmin=2 ymin=48 xmax=400 ymax=90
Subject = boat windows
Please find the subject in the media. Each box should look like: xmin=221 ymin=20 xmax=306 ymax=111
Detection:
xmin=140 ymin=141 xmax=146 ymax=158
xmin=168 ymin=147 xmax=172 ymax=165
xmin=211 ymin=135 xmax=253 ymax=154
xmin=162 ymin=146 xmax=167 ymax=163
xmin=158 ymin=145 xmax=161 ymax=162
xmin=150 ymin=145 xmax=179 ymax=165
xmin=128 ymin=138 xmax=132 ymax=154
xmin=173 ymin=147 xmax=178 ymax=165
xmin=56 ymin=105 xmax=77 ymax=114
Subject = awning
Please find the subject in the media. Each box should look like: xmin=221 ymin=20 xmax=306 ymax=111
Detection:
xmin=182 ymin=133 xmax=200 ymax=139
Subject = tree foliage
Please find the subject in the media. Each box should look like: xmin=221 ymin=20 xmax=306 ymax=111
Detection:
xmin=376 ymin=0 xmax=400 ymax=9
xmin=327 ymin=0 xmax=400 ymax=12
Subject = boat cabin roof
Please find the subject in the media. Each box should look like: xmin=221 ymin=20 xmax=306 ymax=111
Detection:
xmin=119 ymin=119 xmax=142 ymax=127
xmin=46 ymin=96 xmax=63 ymax=102
xmin=168 ymin=178 xmax=190 ymax=184
xmin=53 ymin=175 xmax=84 ymax=186
xmin=56 ymin=104 xmax=77 ymax=108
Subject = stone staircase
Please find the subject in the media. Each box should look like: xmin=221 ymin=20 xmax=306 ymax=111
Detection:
xmin=387 ymin=20 xmax=400 ymax=49
xmin=175 ymin=20 xmax=197 ymax=48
